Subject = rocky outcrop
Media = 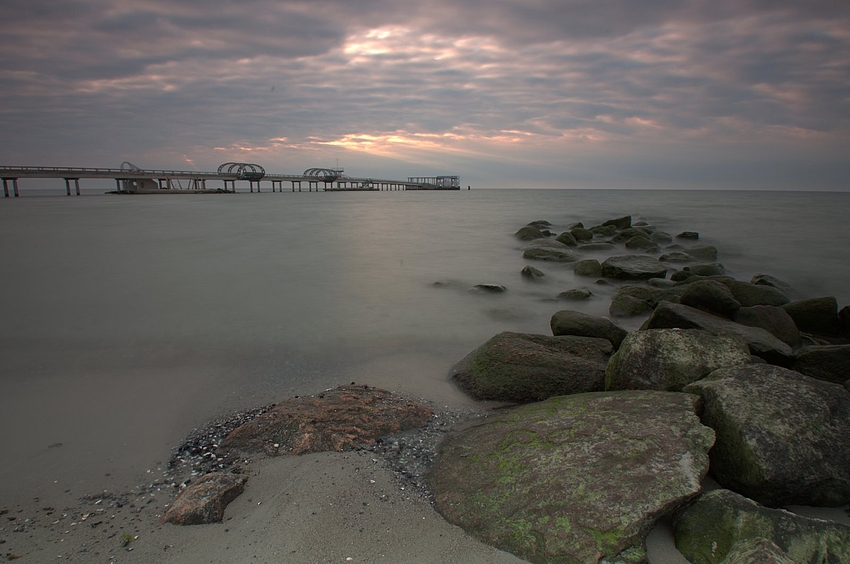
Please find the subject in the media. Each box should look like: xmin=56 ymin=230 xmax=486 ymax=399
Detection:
xmin=550 ymin=310 xmax=628 ymax=349
xmin=220 ymin=385 xmax=433 ymax=456
xmin=792 ymin=344 xmax=850 ymax=384
xmin=683 ymin=364 xmax=850 ymax=507
xmin=782 ymin=296 xmax=842 ymax=337
xmin=644 ymin=301 xmax=794 ymax=366
xmin=429 ymin=391 xmax=714 ymax=564
xmin=733 ymin=305 xmax=801 ymax=349
xmin=601 ymin=255 xmax=667 ymax=280
xmin=449 ymin=332 xmax=612 ymax=402
xmin=162 ymin=473 xmax=247 ymax=525
xmin=674 ymin=489 xmax=850 ymax=564
xmin=606 ymin=329 xmax=751 ymax=392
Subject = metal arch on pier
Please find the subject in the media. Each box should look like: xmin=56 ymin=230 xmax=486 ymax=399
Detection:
xmin=217 ymin=162 xmax=266 ymax=180
xmin=303 ymin=168 xmax=341 ymax=183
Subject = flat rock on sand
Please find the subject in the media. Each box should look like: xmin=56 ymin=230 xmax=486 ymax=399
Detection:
xmin=220 ymin=385 xmax=434 ymax=456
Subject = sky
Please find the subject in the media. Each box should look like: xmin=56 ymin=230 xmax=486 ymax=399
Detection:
xmin=1 ymin=0 xmax=848 ymax=190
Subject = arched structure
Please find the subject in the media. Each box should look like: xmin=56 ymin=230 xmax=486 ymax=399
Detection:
xmin=303 ymin=168 xmax=341 ymax=183
xmin=217 ymin=162 xmax=266 ymax=180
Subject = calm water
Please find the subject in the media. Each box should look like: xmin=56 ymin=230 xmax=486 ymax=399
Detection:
xmin=2 ymin=188 xmax=849 ymax=502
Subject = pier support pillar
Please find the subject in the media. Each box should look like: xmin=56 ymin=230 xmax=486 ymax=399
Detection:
xmin=2 ymin=178 xmax=9 ymax=197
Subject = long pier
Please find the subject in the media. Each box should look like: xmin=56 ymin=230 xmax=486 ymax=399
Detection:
xmin=0 ymin=164 xmax=461 ymax=197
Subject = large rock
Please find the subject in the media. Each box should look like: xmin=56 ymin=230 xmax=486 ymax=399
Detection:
xmin=522 ymin=247 xmax=580 ymax=262
xmin=555 ymin=231 xmax=578 ymax=247
xmin=570 ymin=226 xmax=593 ymax=241
xmin=782 ymin=296 xmax=842 ymax=337
xmin=573 ymin=259 xmax=602 ymax=277
xmin=221 ymin=385 xmax=433 ymax=456
xmin=792 ymin=344 xmax=850 ymax=385
xmin=162 ymin=473 xmax=247 ymax=525
xmin=644 ymin=301 xmax=794 ymax=366
xmin=723 ymin=280 xmax=789 ymax=307
xmin=679 ymin=280 xmax=741 ymax=318
xmin=601 ymin=255 xmax=668 ymax=280
xmin=602 ymin=215 xmax=632 ymax=230
xmin=733 ymin=305 xmax=801 ymax=349
xmin=429 ymin=391 xmax=715 ymax=564
xmin=550 ymin=310 xmax=628 ymax=349
xmin=449 ymin=332 xmax=612 ymax=403
xmin=515 ymin=225 xmax=546 ymax=240
xmin=674 ymin=489 xmax=850 ymax=564
xmin=606 ymin=329 xmax=751 ymax=392
xmin=625 ymin=235 xmax=660 ymax=252
xmin=611 ymin=227 xmax=651 ymax=244
xmin=720 ymin=538 xmax=794 ymax=564
xmin=683 ymin=364 xmax=850 ymax=507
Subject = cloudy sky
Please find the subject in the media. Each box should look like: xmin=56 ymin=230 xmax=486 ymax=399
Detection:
xmin=1 ymin=0 xmax=848 ymax=189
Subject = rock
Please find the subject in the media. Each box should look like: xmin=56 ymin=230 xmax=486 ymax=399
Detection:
xmin=573 ymin=259 xmax=602 ymax=277
xmin=625 ymin=235 xmax=660 ymax=252
xmin=601 ymin=255 xmax=668 ymax=280
xmin=520 ymin=265 xmax=545 ymax=280
xmin=683 ymin=364 xmax=850 ymax=506
xmin=720 ymin=538 xmax=794 ymax=564
xmin=522 ymin=247 xmax=579 ymax=262
xmin=650 ymin=231 xmax=673 ymax=244
xmin=683 ymin=245 xmax=718 ymax=261
xmin=515 ymin=225 xmax=546 ymax=240
xmin=782 ymin=296 xmax=842 ymax=337
xmin=750 ymin=274 xmax=794 ymax=296
xmin=723 ymin=280 xmax=789 ymax=307
xmin=161 ymin=473 xmax=246 ymax=525
xmin=606 ymin=329 xmax=751 ymax=392
xmin=590 ymin=225 xmax=617 ymax=237
xmin=608 ymin=284 xmax=680 ymax=318
xmin=632 ymin=222 xmax=655 ymax=233
xmin=679 ymin=280 xmax=741 ymax=318
xmin=679 ymin=263 xmax=727 ymax=278
xmin=644 ymin=302 xmax=794 ymax=366
xmin=676 ymin=231 xmax=699 ymax=240
xmin=577 ymin=242 xmax=617 ymax=252
xmin=555 ymin=231 xmax=577 ymax=247
xmin=221 ymin=385 xmax=433 ymax=456
xmin=674 ymin=489 xmax=850 ymax=564
xmin=570 ymin=227 xmax=594 ymax=241
xmin=557 ymin=288 xmax=592 ymax=301
xmin=611 ymin=228 xmax=651 ymax=244
xmin=841 ymin=305 xmax=850 ymax=336
xmin=470 ymin=283 xmax=507 ymax=293
xmin=659 ymin=251 xmax=694 ymax=263
xmin=733 ymin=305 xmax=801 ymax=349
xmin=610 ymin=293 xmax=656 ymax=318
xmin=792 ymin=344 xmax=850 ymax=385
xmin=527 ymin=220 xmax=552 ymax=228
xmin=429 ymin=391 xmax=714 ymax=564
xmin=602 ymin=215 xmax=632 ymax=230
xmin=550 ymin=310 xmax=628 ymax=349
xmin=448 ymin=332 xmax=612 ymax=403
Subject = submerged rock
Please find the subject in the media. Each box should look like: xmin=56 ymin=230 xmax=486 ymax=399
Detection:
xmin=684 ymin=364 xmax=850 ymax=507
xmin=449 ymin=332 xmax=612 ymax=403
xmin=674 ymin=489 xmax=850 ymax=564
xmin=606 ymin=329 xmax=751 ymax=392
xmin=520 ymin=265 xmax=546 ymax=280
xmin=162 ymin=473 xmax=247 ymax=525
xmin=557 ymin=288 xmax=592 ymax=301
xmin=470 ymin=283 xmax=507 ymax=293
xmin=220 ymin=385 xmax=433 ymax=456
xmin=429 ymin=391 xmax=714 ymax=564
xmin=676 ymin=231 xmax=700 ymax=240
xmin=684 ymin=245 xmax=718 ymax=261
xmin=523 ymin=247 xmax=579 ymax=262
xmin=601 ymin=255 xmax=668 ymax=280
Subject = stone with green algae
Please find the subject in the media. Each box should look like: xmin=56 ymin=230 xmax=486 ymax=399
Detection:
xmin=428 ymin=390 xmax=714 ymax=564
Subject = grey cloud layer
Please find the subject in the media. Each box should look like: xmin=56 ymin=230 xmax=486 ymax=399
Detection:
xmin=1 ymin=0 xmax=847 ymax=187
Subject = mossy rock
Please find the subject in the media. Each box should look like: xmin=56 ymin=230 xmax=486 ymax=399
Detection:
xmin=429 ymin=391 xmax=714 ymax=564
xmin=550 ymin=310 xmax=628 ymax=349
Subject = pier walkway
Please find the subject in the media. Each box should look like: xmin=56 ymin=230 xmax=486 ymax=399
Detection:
xmin=0 ymin=163 xmax=461 ymax=197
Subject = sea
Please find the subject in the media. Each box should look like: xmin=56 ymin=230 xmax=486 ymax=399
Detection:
xmin=2 ymin=187 xmax=849 ymax=509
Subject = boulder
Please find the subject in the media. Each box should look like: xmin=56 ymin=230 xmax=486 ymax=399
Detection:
xmin=678 ymin=263 xmax=727 ymax=278
xmin=522 ymin=247 xmax=579 ymax=262
xmin=674 ymin=489 xmax=850 ymax=564
xmin=470 ymin=284 xmax=507 ymax=293
xmin=658 ymin=251 xmax=694 ymax=263
xmin=676 ymin=231 xmax=700 ymax=240
xmin=684 ymin=245 xmax=718 ymax=261
xmin=611 ymin=227 xmax=651 ymax=244
xmin=527 ymin=220 xmax=552 ymax=228
xmin=602 ymin=215 xmax=632 ymax=230
xmin=792 ymin=344 xmax=850 ymax=385
xmin=782 ymin=296 xmax=842 ymax=337
xmin=221 ymin=385 xmax=433 ymax=456
xmin=644 ymin=302 xmax=794 ymax=366
xmin=723 ymin=280 xmax=789 ymax=307
xmin=161 ymin=473 xmax=246 ymax=525
xmin=625 ymin=235 xmax=660 ymax=252
xmin=720 ymin=538 xmax=794 ymax=564
xmin=632 ymin=222 xmax=656 ymax=233
xmin=448 ymin=332 xmax=612 ymax=403
xmin=601 ymin=255 xmax=668 ymax=280
xmin=610 ymin=293 xmax=656 ymax=318
xmin=683 ymin=364 xmax=850 ymax=506
xmin=573 ymin=259 xmax=602 ymax=277
xmin=606 ymin=329 xmax=751 ymax=392
xmin=607 ymin=284 xmax=687 ymax=318
xmin=515 ymin=225 xmax=545 ymax=240
xmin=429 ymin=391 xmax=714 ymax=564
xmin=570 ymin=227 xmax=593 ymax=242
xmin=577 ymin=242 xmax=617 ymax=252
xmin=520 ymin=265 xmax=545 ymax=280
xmin=733 ymin=305 xmax=801 ymax=349
xmin=550 ymin=310 xmax=628 ymax=349
xmin=750 ymin=274 xmax=794 ymax=296
xmin=557 ymin=288 xmax=592 ymax=301
xmin=590 ymin=224 xmax=617 ymax=237
xmin=555 ymin=231 xmax=578 ymax=247
xmin=841 ymin=305 xmax=850 ymax=336
xmin=679 ymin=280 xmax=741 ymax=318
xmin=650 ymin=231 xmax=673 ymax=244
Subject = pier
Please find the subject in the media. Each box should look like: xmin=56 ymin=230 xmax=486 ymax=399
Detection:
xmin=0 ymin=163 xmax=460 ymax=197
